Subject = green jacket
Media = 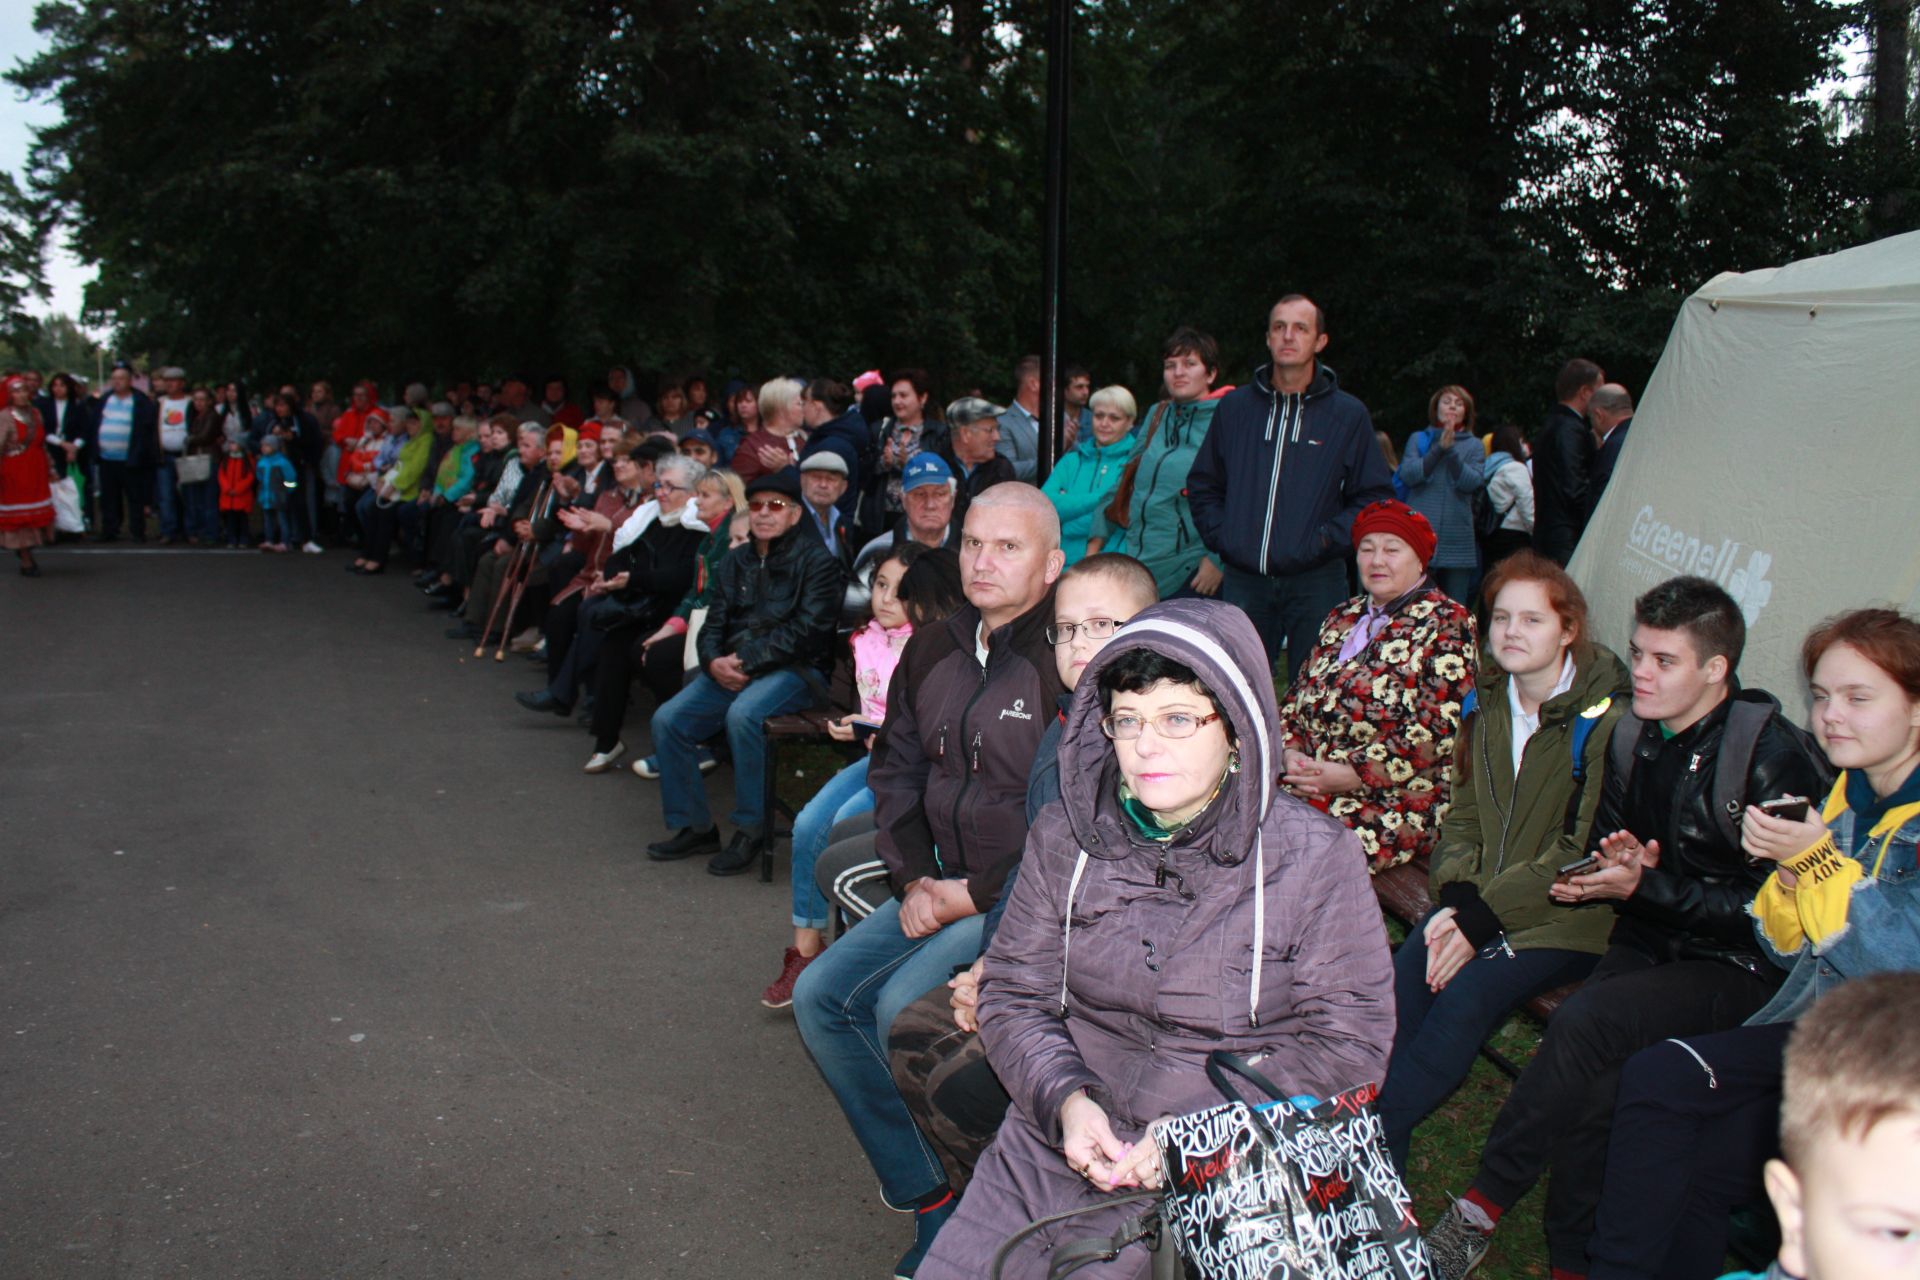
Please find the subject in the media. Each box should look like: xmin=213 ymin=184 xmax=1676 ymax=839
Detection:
xmin=1088 ymin=396 xmax=1222 ymax=597
xmin=391 ymin=429 xmax=435 ymax=501
xmin=1429 ymin=644 xmax=1630 ymax=956
xmin=433 ymin=439 xmax=478 ymax=501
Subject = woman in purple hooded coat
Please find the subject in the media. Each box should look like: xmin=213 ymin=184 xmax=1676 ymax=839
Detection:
xmin=917 ymin=598 xmax=1395 ymax=1279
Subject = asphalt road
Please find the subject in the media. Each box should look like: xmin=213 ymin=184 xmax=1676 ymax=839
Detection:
xmin=1 ymin=548 xmax=894 ymax=1278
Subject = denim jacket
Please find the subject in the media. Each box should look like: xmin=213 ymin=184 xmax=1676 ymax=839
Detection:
xmin=1747 ymin=769 xmax=1920 ymax=1025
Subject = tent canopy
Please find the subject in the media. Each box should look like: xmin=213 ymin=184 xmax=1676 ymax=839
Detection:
xmin=1570 ymin=229 xmax=1920 ymax=715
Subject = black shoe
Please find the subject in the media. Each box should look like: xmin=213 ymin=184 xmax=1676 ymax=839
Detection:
xmin=422 ymin=582 xmax=455 ymax=600
xmin=707 ymin=830 xmax=763 ymax=877
xmin=515 ymin=690 xmax=570 ymax=716
xmin=575 ymin=697 xmax=596 ymax=727
xmin=425 ymin=594 xmax=460 ymax=612
xmin=446 ymin=624 xmax=479 ymax=640
xmin=647 ymin=826 xmax=721 ymax=861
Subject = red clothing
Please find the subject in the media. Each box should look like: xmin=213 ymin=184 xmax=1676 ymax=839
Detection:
xmin=218 ymin=455 xmax=255 ymax=512
xmin=331 ymin=406 xmax=378 ymax=485
xmin=0 ymin=407 xmax=55 ymax=531
xmin=729 ymin=428 xmax=803 ymax=487
xmin=545 ymin=402 xmax=585 ymax=430
xmin=552 ymin=485 xmax=647 ymax=603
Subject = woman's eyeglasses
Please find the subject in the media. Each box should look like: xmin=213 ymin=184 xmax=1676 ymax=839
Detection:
xmin=1045 ymin=617 xmax=1123 ymax=646
xmin=1100 ymin=711 xmax=1223 ymax=741
xmin=748 ymin=497 xmax=793 ymax=513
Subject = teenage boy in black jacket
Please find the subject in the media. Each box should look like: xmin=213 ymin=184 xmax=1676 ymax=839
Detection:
xmin=1423 ymin=576 xmax=1831 ymax=1280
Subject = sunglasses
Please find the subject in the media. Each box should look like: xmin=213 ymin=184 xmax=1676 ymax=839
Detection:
xmin=748 ymin=497 xmax=794 ymax=513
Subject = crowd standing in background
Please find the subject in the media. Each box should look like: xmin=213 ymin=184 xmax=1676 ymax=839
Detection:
xmin=8 ymin=293 xmax=1914 ymax=1280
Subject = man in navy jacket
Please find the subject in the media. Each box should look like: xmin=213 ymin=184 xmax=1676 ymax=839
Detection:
xmin=1186 ymin=294 xmax=1392 ymax=678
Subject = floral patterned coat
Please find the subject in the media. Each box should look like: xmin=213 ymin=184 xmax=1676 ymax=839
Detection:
xmin=1278 ymin=586 xmax=1476 ymax=871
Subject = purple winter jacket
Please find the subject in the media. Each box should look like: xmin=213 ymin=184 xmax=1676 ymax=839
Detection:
xmin=976 ymin=598 xmax=1395 ymax=1144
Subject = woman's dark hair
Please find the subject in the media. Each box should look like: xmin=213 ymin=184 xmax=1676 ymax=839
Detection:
xmin=1428 ymin=384 xmax=1477 ymax=433
xmin=859 ymin=383 xmax=891 ymax=426
xmin=1096 ymin=648 xmax=1233 ymax=742
xmin=1488 ymin=423 xmax=1527 ymax=460
xmin=50 ymin=372 xmax=86 ymax=401
xmin=1104 ymin=326 xmax=1218 ymax=528
xmin=895 ymin=546 xmax=964 ymax=627
xmin=806 ymin=376 xmax=853 ymax=416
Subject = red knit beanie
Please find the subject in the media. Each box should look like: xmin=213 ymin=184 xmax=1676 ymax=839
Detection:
xmin=1351 ymin=499 xmax=1437 ymax=566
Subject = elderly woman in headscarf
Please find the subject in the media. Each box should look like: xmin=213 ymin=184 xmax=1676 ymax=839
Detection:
xmin=916 ymin=599 xmax=1394 ymax=1280
xmin=1278 ymin=499 xmax=1477 ymax=871
xmin=1 ymin=374 xmax=59 ymax=576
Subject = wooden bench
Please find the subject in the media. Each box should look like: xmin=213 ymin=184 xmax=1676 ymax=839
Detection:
xmin=759 ymin=708 xmax=856 ymax=883
xmin=1372 ymin=852 xmax=1582 ymax=1077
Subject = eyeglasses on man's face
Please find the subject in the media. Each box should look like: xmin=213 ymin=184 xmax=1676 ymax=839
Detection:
xmin=1045 ymin=617 xmax=1123 ymax=646
xmin=748 ymin=497 xmax=793 ymax=513
xmin=1100 ymin=710 xmax=1223 ymax=741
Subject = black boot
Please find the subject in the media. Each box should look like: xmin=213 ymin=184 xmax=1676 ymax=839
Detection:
xmin=706 ymin=828 xmax=763 ymax=877
xmin=646 ymin=826 xmax=721 ymax=861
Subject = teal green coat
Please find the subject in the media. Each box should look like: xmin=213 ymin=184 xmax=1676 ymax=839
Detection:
xmin=1044 ymin=432 xmax=1135 ymax=565
xmin=1088 ymin=396 xmax=1222 ymax=597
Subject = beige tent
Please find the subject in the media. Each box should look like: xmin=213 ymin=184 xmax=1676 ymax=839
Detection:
xmin=1571 ymin=229 xmax=1920 ymax=710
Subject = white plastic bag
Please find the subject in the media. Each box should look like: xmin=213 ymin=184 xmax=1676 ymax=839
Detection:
xmin=51 ymin=477 xmax=84 ymax=533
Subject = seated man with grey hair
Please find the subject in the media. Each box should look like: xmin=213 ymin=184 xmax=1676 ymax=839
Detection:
xmin=794 ymin=482 xmax=1066 ymax=1279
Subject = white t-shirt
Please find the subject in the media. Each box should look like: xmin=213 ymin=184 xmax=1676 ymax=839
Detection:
xmin=1507 ymin=653 xmax=1578 ymax=776
xmin=158 ymin=396 xmax=191 ymax=453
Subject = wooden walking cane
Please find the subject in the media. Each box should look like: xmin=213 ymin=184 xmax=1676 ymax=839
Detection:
xmin=474 ymin=536 xmax=529 ymax=659
xmin=493 ymin=553 xmax=534 ymax=662
xmin=493 ymin=475 xmax=553 ymax=661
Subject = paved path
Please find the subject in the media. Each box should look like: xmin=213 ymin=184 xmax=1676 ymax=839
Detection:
xmin=1 ymin=548 xmax=892 ymax=1278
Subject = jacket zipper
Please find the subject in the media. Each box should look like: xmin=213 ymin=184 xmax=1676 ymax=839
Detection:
xmin=943 ymin=644 xmax=993 ymax=876
xmin=1257 ymin=391 xmax=1290 ymax=574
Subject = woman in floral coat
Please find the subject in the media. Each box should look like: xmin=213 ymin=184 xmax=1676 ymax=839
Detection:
xmin=1279 ymin=500 xmax=1476 ymax=870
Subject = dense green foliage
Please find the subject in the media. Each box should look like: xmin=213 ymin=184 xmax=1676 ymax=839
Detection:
xmin=8 ymin=0 xmax=1916 ymax=429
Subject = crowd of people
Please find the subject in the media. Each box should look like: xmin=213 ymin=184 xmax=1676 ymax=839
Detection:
xmin=7 ymin=294 xmax=1916 ymax=1280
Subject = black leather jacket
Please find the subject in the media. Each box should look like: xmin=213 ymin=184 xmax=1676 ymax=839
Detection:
xmin=698 ymin=524 xmax=845 ymax=680
xmin=1594 ymin=690 xmax=1833 ymax=977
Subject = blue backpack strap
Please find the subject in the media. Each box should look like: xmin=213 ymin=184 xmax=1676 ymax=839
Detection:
xmin=1460 ymin=688 xmax=1478 ymax=721
xmin=1562 ymin=696 xmax=1616 ymax=837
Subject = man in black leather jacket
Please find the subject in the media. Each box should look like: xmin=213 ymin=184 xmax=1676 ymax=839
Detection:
xmin=646 ymin=467 xmax=845 ymax=875
xmin=1424 ymin=576 xmax=1831 ymax=1280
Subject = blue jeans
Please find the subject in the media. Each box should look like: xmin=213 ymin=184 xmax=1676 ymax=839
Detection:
xmin=154 ymin=455 xmax=182 ymax=537
xmin=791 ymin=757 xmax=873 ymax=928
xmin=650 ymin=668 xmax=815 ymax=833
xmin=1219 ymin=559 xmax=1349 ymax=682
xmin=181 ymin=476 xmax=220 ymax=541
xmin=262 ymin=508 xmax=290 ymax=545
xmin=1377 ymin=910 xmax=1597 ymax=1176
xmin=793 ymin=897 xmax=986 ymax=1206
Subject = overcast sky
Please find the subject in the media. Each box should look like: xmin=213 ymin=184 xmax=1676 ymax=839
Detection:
xmin=2 ymin=0 xmax=100 ymax=329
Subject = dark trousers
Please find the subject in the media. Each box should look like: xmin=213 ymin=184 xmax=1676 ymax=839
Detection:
xmin=542 ymin=594 xmax=612 ymax=708
xmin=1379 ymin=912 xmax=1598 ymax=1176
xmin=590 ymin=623 xmax=685 ymax=753
xmin=357 ymin=491 xmax=416 ymax=565
xmin=96 ymin=459 xmax=149 ymax=540
xmin=453 ymin=515 xmax=495 ymax=586
xmin=426 ymin=504 xmax=465 ymax=572
xmin=1481 ymin=528 xmax=1531 ymax=569
xmin=1470 ymin=944 xmax=1778 ymax=1273
xmin=220 ymin=511 xmax=251 ymax=545
xmin=1220 ymin=559 xmax=1349 ymax=682
xmin=1587 ymin=1022 xmax=1790 ymax=1280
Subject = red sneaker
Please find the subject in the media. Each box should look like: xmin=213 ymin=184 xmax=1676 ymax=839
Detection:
xmin=760 ymin=946 xmax=818 ymax=1009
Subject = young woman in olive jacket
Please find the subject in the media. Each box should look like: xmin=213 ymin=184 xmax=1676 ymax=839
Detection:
xmin=1378 ymin=551 xmax=1630 ymax=1174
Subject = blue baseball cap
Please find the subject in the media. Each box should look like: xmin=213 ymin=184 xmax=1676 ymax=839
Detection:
xmin=901 ymin=453 xmax=953 ymax=493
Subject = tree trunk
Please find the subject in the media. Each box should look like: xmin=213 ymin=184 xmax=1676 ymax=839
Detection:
xmin=1868 ymin=0 xmax=1914 ymax=237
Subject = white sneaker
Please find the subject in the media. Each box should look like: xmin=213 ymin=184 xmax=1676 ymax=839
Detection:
xmin=301 ymin=541 xmax=324 ymax=554
xmin=508 ymin=628 xmax=541 ymax=654
xmin=583 ymin=744 xmax=626 ymax=774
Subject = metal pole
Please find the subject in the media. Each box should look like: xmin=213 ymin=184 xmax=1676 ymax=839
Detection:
xmin=1036 ymin=0 xmax=1071 ymax=484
